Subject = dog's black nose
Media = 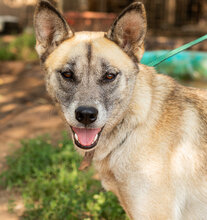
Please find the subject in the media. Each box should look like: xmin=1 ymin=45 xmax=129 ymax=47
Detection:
xmin=75 ymin=106 xmax=98 ymax=125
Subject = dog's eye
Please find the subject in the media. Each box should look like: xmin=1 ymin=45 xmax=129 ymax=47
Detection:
xmin=61 ymin=70 xmax=74 ymax=80
xmin=104 ymin=72 xmax=117 ymax=82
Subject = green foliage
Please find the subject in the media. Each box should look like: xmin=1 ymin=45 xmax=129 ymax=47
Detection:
xmin=0 ymin=134 xmax=128 ymax=220
xmin=0 ymin=32 xmax=38 ymax=61
xmin=8 ymin=199 xmax=16 ymax=213
xmin=0 ymin=39 xmax=16 ymax=60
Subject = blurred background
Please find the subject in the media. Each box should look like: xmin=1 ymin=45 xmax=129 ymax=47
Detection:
xmin=1 ymin=0 xmax=207 ymax=47
xmin=0 ymin=1 xmax=207 ymax=220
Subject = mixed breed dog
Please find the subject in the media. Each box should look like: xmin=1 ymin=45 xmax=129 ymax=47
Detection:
xmin=34 ymin=1 xmax=207 ymax=219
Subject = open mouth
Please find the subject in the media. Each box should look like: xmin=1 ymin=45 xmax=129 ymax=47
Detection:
xmin=71 ymin=127 xmax=102 ymax=150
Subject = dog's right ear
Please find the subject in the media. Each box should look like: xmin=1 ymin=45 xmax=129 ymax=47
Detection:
xmin=34 ymin=0 xmax=73 ymax=61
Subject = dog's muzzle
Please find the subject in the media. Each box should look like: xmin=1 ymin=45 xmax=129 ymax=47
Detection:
xmin=71 ymin=106 xmax=102 ymax=150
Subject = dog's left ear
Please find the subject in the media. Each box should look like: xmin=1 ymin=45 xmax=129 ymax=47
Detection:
xmin=106 ymin=2 xmax=147 ymax=61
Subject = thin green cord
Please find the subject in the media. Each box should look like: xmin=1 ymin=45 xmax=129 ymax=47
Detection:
xmin=147 ymin=34 xmax=207 ymax=67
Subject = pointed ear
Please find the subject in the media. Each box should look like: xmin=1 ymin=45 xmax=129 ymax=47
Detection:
xmin=106 ymin=2 xmax=147 ymax=61
xmin=34 ymin=0 xmax=73 ymax=61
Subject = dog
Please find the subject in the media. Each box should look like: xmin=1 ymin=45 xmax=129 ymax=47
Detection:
xmin=34 ymin=1 xmax=207 ymax=219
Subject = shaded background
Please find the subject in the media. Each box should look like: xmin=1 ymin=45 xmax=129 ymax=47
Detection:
xmin=1 ymin=0 xmax=207 ymax=49
xmin=0 ymin=0 xmax=207 ymax=219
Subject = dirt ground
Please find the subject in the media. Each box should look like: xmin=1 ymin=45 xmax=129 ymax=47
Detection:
xmin=0 ymin=61 xmax=64 ymax=219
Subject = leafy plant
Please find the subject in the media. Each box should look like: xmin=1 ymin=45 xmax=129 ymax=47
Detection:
xmin=0 ymin=133 xmax=128 ymax=220
xmin=0 ymin=39 xmax=16 ymax=60
xmin=0 ymin=32 xmax=38 ymax=61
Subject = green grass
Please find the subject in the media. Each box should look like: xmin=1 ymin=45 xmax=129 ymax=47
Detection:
xmin=0 ymin=133 xmax=127 ymax=220
xmin=0 ymin=32 xmax=38 ymax=61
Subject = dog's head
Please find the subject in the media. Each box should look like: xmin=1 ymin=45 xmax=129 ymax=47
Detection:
xmin=34 ymin=1 xmax=147 ymax=151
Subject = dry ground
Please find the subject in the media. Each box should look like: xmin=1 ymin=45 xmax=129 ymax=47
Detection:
xmin=0 ymin=61 xmax=64 ymax=219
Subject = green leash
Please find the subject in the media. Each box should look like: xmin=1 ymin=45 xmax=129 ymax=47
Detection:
xmin=147 ymin=34 xmax=207 ymax=67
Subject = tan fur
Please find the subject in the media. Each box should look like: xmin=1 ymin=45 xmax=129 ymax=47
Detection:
xmin=34 ymin=1 xmax=207 ymax=219
xmin=93 ymin=65 xmax=207 ymax=219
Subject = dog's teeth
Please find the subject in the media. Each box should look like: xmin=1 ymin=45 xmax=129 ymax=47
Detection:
xmin=94 ymin=134 xmax=98 ymax=142
xmin=91 ymin=134 xmax=98 ymax=145
xmin=75 ymin=133 xmax=78 ymax=141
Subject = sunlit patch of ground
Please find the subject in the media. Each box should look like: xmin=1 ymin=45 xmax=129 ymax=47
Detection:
xmin=0 ymin=61 xmax=64 ymax=220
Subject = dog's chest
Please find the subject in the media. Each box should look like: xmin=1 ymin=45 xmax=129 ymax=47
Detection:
xmin=94 ymin=152 xmax=154 ymax=220
xmin=94 ymin=129 xmax=149 ymax=193
xmin=94 ymin=154 xmax=120 ymax=195
xmin=94 ymin=147 xmax=141 ymax=198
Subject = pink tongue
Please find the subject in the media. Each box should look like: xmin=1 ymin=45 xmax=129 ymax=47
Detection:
xmin=72 ymin=127 xmax=101 ymax=146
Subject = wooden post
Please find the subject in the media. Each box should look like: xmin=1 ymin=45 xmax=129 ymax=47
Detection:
xmin=99 ymin=0 xmax=107 ymax=12
xmin=58 ymin=0 xmax=63 ymax=12
xmin=167 ymin=0 xmax=176 ymax=26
